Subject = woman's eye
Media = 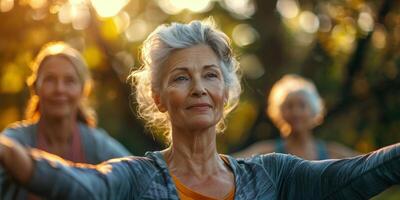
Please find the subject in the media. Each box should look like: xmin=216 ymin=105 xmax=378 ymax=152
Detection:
xmin=205 ymin=72 xmax=218 ymax=79
xmin=173 ymin=76 xmax=189 ymax=82
xmin=65 ymin=77 xmax=78 ymax=85
xmin=43 ymin=76 xmax=56 ymax=83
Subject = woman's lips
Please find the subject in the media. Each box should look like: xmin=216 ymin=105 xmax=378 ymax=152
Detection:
xmin=186 ymin=103 xmax=212 ymax=111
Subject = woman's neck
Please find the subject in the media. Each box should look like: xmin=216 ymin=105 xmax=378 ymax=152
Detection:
xmin=286 ymin=129 xmax=314 ymax=145
xmin=38 ymin=116 xmax=77 ymax=145
xmin=285 ymin=130 xmax=318 ymax=159
xmin=163 ymin=126 xmax=224 ymax=179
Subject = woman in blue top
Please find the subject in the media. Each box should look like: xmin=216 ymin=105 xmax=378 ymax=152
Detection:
xmin=234 ymin=74 xmax=358 ymax=160
xmin=0 ymin=19 xmax=400 ymax=199
xmin=0 ymin=42 xmax=130 ymax=199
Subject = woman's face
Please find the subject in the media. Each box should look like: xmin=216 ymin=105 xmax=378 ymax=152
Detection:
xmin=155 ymin=44 xmax=227 ymax=132
xmin=280 ymin=91 xmax=315 ymax=134
xmin=36 ymin=56 xmax=83 ymax=120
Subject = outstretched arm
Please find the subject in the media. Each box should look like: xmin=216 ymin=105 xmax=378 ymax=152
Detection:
xmin=0 ymin=135 xmax=143 ymax=199
xmin=0 ymin=135 xmax=33 ymax=184
xmin=259 ymin=143 xmax=400 ymax=199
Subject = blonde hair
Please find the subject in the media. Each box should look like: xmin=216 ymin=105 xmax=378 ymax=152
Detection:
xmin=130 ymin=19 xmax=242 ymax=142
xmin=267 ymin=74 xmax=325 ymax=136
xmin=25 ymin=41 xmax=97 ymax=126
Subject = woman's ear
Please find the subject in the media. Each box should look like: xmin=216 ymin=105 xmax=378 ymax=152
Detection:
xmin=153 ymin=93 xmax=167 ymax=113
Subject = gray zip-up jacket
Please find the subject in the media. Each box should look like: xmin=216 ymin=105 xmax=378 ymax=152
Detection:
xmin=23 ymin=143 xmax=400 ymax=199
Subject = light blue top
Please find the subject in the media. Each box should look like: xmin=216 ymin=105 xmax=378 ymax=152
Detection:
xmin=0 ymin=122 xmax=131 ymax=200
xmin=275 ymin=138 xmax=330 ymax=160
xmin=24 ymin=143 xmax=400 ymax=199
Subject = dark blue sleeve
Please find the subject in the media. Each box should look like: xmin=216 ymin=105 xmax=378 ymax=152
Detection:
xmin=258 ymin=143 xmax=400 ymax=199
xmin=25 ymin=149 xmax=155 ymax=200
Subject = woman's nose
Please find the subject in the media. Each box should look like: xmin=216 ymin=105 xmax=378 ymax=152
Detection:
xmin=55 ymin=80 xmax=67 ymax=92
xmin=191 ymin=79 xmax=207 ymax=97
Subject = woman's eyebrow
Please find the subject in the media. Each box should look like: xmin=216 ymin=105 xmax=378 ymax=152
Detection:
xmin=203 ymin=65 xmax=222 ymax=74
xmin=169 ymin=67 xmax=188 ymax=73
xmin=203 ymin=64 xmax=219 ymax=70
xmin=168 ymin=65 xmax=219 ymax=74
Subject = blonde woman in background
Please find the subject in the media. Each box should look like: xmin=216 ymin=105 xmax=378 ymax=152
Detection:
xmin=235 ymin=74 xmax=357 ymax=159
xmin=0 ymin=42 xmax=130 ymax=200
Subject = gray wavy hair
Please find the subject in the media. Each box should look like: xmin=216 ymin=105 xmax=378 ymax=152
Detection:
xmin=130 ymin=19 xmax=242 ymax=142
xmin=267 ymin=74 xmax=325 ymax=136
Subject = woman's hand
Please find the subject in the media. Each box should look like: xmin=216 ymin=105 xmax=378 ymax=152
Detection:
xmin=0 ymin=135 xmax=34 ymax=184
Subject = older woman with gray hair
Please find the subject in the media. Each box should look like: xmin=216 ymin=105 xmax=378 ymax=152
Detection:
xmin=0 ymin=20 xmax=400 ymax=199
xmin=235 ymin=74 xmax=357 ymax=160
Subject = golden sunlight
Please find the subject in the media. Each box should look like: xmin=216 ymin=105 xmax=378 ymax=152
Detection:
xmin=157 ymin=0 xmax=182 ymax=15
xmin=90 ymin=0 xmax=129 ymax=18
xmin=58 ymin=3 xmax=72 ymax=24
xmin=172 ymin=0 xmax=212 ymax=13
xmin=222 ymin=0 xmax=255 ymax=19
xmin=29 ymin=0 xmax=47 ymax=9
xmin=71 ymin=4 xmax=91 ymax=30
xmin=331 ymin=23 xmax=356 ymax=53
xmin=0 ymin=63 xmax=24 ymax=94
xmin=124 ymin=19 xmax=148 ymax=42
xmin=113 ymin=11 xmax=130 ymax=33
xmin=0 ymin=0 xmax=14 ymax=12
xmin=157 ymin=0 xmax=212 ymax=14
xmin=57 ymin=1 xmax=91 ymax=30
xmin=46 ymin=43 xmax=65 ymax=54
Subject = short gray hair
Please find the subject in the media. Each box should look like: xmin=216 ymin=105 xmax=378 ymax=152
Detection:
xmin=130 ymin=19 xmax=241 ymax=142
xmin=267 ymin=74 xmax=325 ymax=136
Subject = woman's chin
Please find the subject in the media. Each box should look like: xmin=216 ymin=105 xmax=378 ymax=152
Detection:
xmin=186 ymin=120 xmax=218 ymax=131
xmin=290 ymin=127 xmax=311 ymax=135
xmin=44 ymin=110 xmax=73 ymax=120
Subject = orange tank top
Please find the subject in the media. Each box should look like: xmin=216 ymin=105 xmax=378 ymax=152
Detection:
xmin=172 ymin=156 xmax=235 ymax=200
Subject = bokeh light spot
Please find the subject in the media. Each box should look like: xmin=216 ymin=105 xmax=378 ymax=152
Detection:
xmin=124 ymin=19 xmax=148 ymax=42
xmin=372 ymin=25 xmax=386 ymax=49
xmin=90 ymin=0 xmax=129 ymax=18
xmin=239 ymin=54 xmax=264 ymax=79
xmin=276 ymin=0 xmax=299 ymax=19
xmin=113 ymin=11 xmax=130 ymax=33
xmin=0 ymin=0 xmax=14 ymax=12
xmin=299 ymin=11 xmax=319 ymax=33
xmin=358 ymin=12 xmax=374 ymax=32
xmin=221 ymin=0 xmax=255 ymax=19
xmin=29 ymin=0 xmax=47 ymax=9
xmin=232 ymin=24 xmax=259 ymax=47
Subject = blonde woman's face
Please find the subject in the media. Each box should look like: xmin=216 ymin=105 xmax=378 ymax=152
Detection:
xmin=36 ymin=56 xmax=83 ymax=120
xmin=155 ymin=44 xmax=227 ymax=132
xmin=280 ymin=92 xmax=315 ymax=134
